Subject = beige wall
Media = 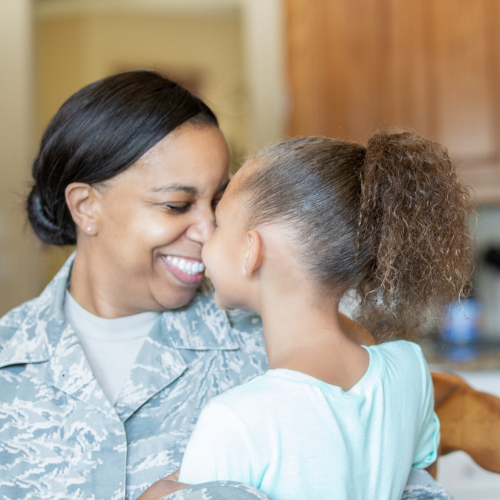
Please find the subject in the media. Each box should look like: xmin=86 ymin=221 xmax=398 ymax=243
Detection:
xmin=0 ymin=0 xmax=42 ymax=315
xmin=35 ymin=12 xmax=249 ymax=161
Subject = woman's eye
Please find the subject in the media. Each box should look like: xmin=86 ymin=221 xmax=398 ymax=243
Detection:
xmin=164 ymin=204 xmax=190 ymax=213
xmin=211 ymin=219 xmax=218 ymax=228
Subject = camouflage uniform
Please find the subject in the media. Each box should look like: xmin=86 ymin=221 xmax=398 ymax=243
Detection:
xmin=158 ymin=470 xmax=453 ymax=500
xmin=159 ymin=469 xmax=454 ymax=500
xmin=0 ymin=255 xmax=267 ymax=500
xmin=0 ymin=254 xmax=451 ymax=500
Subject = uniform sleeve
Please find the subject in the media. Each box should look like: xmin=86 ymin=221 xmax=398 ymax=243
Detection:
xmin=179 ymin=399 xmax=260 ymax=487
xmin=412 ymin=352 xmax=440 ymax=469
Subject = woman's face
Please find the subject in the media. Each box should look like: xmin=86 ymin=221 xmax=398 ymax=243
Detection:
xmin=90 ymin=123 xmax=229 ymax=313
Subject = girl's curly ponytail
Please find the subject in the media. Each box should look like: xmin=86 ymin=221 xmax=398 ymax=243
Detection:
xmin=356 ymin=131 xmax=475 ymax=339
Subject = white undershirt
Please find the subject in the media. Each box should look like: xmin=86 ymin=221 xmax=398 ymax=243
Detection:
xmin=64 ymin=290 xmax=160 ymax=405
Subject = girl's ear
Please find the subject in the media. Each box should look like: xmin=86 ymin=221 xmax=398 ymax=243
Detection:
xmin=243 ymin=230 xmax=263 ymax=278
xmin=65 ymin=182 xmax=100 ymax=236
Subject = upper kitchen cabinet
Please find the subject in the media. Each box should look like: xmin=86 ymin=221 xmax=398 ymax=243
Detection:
xmin=285 ymin=0 xmax=500 ymax=204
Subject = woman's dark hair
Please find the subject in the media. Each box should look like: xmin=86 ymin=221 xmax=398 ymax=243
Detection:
xmin=27 ymin=70 xmax=218 ymax=245
xmin=238 ymin=132 xmax=475 ymax=340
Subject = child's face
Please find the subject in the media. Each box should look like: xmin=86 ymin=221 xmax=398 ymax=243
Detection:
xmin=202 ymin=166 xmax=253 ymax=311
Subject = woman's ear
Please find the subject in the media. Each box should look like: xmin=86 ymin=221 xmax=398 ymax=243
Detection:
xmin=242 ymin=230 xmax=263 ymax=278
xmin=65 ymin=182 xmax=100 ymax=236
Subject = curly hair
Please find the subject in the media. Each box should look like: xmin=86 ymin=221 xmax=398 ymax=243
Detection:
xmin=238 ymin=131 xmax=475 ymax=340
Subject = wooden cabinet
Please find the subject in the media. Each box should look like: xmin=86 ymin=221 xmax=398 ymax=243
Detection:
xmin=285 ymin=0 xmax=500 ymax=203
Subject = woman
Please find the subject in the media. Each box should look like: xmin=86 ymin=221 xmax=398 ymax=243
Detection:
xmin=0 ymin=71 xmax=449 ymax=500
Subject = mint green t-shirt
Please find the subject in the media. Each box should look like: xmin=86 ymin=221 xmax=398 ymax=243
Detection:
xmin=180 ymin=340 xmax=440 ymax=500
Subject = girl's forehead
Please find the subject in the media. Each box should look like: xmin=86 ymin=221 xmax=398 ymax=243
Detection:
xmin=231 ymin=158 xmax=260 ymax=189
xmin=239 ymin=158 xmax=260 ymax=176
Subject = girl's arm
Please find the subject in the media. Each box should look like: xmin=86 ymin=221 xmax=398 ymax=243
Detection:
xmin=413 ymin=352 xmax=440 ymax=469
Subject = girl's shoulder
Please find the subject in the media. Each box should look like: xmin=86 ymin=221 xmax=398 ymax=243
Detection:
xmin=367 ymin=340 xmax=432 ymax=395
xmin=368 ymin=340 xmax=429 ymax=376
xmin=368 ymin=339 xmax=426 ymax=363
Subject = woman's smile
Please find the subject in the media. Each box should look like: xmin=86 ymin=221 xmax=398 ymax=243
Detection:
xmin=162 ymin=255 xmax=205 ymax=286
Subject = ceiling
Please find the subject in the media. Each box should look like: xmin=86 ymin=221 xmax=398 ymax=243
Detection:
xmin=34 ymin=0 xmax=244 ymax=18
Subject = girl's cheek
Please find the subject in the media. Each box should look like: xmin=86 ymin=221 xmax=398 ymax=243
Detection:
xmin=201 ymin=241 xmax=213 ymax=271
xmin=204 ymin=240 xmax=227 ymax=283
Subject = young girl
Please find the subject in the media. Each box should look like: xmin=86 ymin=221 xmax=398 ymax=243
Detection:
xmin=178 ymin=132 xmax=473 ymax=500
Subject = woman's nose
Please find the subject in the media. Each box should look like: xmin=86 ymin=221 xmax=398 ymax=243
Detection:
xmin=185 ymin=208 xmax=215 ymax=244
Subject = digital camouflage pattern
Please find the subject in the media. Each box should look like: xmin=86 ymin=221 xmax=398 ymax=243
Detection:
xmin=0 ymin=254 xmax=452 ymax=500
xmin=0 ymin=254 xmax=268 ymax=500
xmin=158 ymin=471 xmax=453 ymax=500
xmin=161 ymin=482 xmax=271 ymax=500
xmin=401 ymin=469 xmax=453 ymax=500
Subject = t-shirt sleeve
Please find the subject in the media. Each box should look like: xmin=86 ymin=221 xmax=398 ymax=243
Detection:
xmin=179 ymin=399 xmax=260 ymax=487
xmin=412 ymin=351 xmax=440 ymax=469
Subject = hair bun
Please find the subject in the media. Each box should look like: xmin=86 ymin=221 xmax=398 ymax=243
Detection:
xmin=27 ymin=187 xmax=76 ymax=246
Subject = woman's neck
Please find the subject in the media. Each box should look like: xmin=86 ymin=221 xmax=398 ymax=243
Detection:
xmin=258 ymin=285 xmax=369 ymax=391
xmin=69 ymin=246 xmax=146 ymax=318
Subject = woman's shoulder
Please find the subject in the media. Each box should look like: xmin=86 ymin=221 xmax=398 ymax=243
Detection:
xmin=0 ymin=256 xmax=71 ymax=359
xmin=0 ymin=297 xmax=40 ymax=350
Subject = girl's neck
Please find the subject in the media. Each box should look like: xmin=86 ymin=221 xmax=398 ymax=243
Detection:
xmin=258 ymin=286 xmax=369 ymax=392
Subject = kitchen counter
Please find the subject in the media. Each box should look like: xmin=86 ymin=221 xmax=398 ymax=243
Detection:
xmin=419 ymin=338 xmax=500 ymax=371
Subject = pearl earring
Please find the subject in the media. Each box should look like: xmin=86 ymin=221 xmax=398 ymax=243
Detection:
xmin=86 ymin=227 xmax=92 ymax=232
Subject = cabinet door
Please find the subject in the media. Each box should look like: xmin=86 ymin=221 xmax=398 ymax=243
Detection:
xmin=285 ymin=0 xmax=500 ymax=203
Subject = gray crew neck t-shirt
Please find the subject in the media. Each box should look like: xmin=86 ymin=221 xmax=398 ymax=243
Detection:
xmin=64 ymin=290 xmax=160 ymax=404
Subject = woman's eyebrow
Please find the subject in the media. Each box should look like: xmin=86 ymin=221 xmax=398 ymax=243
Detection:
xmin=150 ymin=184 xmax=198 ymax=195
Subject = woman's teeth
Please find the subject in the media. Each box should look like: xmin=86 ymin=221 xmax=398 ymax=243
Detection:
xmin=166 ymin=256 xmax=205 ymax=275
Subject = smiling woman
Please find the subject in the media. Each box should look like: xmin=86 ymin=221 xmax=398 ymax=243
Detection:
xmin=0 ymin=70 xmax=271 ymax=500
xmin=65 ymin=123 xmax=229 ymax=315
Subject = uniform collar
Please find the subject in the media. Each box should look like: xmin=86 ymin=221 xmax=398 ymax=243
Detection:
xmin=0 ymin=252 xmax=239 ymax=369
xmin=159 ymin=280 xmax=239 ymax=350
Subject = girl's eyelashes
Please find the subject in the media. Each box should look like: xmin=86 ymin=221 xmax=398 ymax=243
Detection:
xmin=211 ymin=219 xmax=218 ymax=228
